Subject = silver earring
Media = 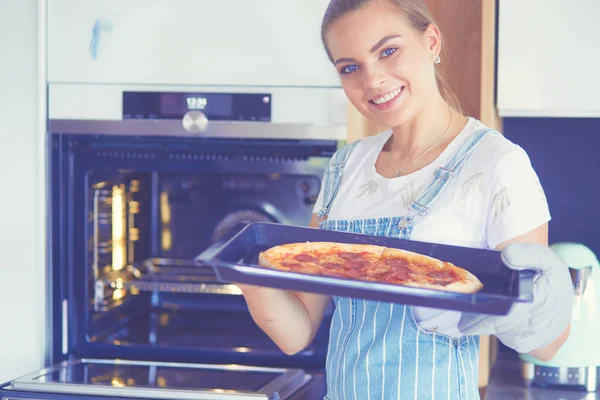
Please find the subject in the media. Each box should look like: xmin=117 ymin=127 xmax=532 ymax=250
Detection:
xmin=433 ymin=55 xmax=441 ymax=64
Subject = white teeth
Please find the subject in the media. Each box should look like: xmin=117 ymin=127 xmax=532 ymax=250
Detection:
xmin=373 ymin=88 xmax=402 ymax=105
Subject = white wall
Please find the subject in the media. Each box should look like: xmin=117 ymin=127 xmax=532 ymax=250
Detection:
xmin=0 ymin=0 xmax=46 ymax=383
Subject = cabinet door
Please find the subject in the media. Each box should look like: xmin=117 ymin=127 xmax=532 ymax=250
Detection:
xmin=497 ymin=0 xmax=600 ymax=117
xmin=47 ymin=0 xmax=340 ymax=87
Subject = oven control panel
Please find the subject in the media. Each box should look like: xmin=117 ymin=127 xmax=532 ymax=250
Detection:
xmin=123 ymin=91 xmax=272 ymax=122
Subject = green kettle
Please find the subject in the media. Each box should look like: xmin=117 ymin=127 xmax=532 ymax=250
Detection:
xmin=520 ymin=242 xmax=600 ymax=391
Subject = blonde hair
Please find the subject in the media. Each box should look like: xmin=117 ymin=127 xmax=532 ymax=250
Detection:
xmin=321 ymin=0 xmax=462 ymax=113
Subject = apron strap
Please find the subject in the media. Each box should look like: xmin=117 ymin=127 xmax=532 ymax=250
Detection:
xmin=408 ymin=128 xmax=498 ymax=216
xmin=317 ymin=140 xmax=360 ymax=225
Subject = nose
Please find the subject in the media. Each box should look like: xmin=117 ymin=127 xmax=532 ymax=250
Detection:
xmin=362 ymin=65 xmax=386 ymax=90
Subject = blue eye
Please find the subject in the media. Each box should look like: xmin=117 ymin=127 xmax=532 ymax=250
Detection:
xmin=381 ymin=47 xmax=397 ymax=57
xmin=340 ymin=64 xmax=359 ymax=75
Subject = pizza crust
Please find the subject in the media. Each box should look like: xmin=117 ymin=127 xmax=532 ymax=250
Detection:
xmin=257 ymin=251 xmax=281 ymax=270
xmin=443 ymin=272 xmax=483 ymax=294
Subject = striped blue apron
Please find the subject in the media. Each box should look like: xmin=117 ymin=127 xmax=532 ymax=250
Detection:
xmin=317 ymin=128 xmax=497 ymax=399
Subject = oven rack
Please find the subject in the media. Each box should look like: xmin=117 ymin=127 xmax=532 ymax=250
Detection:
xmin=94 ymin=258 xmax=241 ymax=312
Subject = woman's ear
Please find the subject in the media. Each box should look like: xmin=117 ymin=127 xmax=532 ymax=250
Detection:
xmin=424 ymin=23 xmax=442 ymax=59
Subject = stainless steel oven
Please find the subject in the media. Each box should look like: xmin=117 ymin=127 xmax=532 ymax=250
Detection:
xmin=1 ymin=90 xmax=343 ymax=400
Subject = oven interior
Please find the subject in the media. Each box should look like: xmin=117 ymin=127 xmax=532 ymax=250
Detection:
xmin=53 ymin=134 xmax=337 ymax=369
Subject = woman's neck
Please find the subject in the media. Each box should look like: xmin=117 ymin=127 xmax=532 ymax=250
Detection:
xmin=389 ymin=93 xmax=456 ymax=158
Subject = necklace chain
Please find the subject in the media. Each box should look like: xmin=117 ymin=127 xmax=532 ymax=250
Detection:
xmin=387 ymin=105 xmax=453 ymax=178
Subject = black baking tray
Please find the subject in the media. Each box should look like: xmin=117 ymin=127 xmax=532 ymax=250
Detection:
xmin=195 ymin=222 xmax=535 ymax=316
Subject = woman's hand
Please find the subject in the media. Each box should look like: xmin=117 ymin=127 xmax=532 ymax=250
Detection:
xmin=458 ymin=243 xmax=574 ymax=360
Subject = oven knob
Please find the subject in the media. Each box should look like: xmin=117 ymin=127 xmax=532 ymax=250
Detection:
xmin=182 ymin=110 xmax=209 ymax=134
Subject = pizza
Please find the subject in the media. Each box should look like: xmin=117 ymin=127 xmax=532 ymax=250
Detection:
xmin=258 ymin=242 xmax=483 ymax=294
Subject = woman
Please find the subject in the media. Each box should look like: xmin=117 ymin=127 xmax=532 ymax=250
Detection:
xmin=239 ymin=0 xmax=573 ymax=398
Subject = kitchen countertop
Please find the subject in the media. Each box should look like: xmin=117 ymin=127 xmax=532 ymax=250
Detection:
xmin=485 ymin=349 xmax=598 ymax=400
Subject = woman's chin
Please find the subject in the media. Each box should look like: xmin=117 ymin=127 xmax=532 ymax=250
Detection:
xmin=363 ymin=103 xmax=415 ymax=129
xmin=368 ymin=113 xmax=410 ymax=130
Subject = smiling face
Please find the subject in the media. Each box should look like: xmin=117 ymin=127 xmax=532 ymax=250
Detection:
xmin=324 ymin=0 xmax=442 ymax=128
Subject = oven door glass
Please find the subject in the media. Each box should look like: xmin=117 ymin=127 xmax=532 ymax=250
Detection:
xmin=62 ymin=137 xmax=332 ymax=366
xmin=7 ymin=359 xmax=310 ymax=399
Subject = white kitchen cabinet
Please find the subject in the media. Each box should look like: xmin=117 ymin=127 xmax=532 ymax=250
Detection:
xmin=497 ymin=0 xmax=600 ymax=117
xmin=47 ymin=0 xmax=340 ymax=87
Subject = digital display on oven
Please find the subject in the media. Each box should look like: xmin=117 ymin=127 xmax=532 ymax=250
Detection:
xmin=123 ymin=91 xmax=272 ymax=122
xmin=160 ymin=93 xmax=233 ymax=118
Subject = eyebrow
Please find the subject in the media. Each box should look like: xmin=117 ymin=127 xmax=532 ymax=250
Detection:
xmin=333 ymin=35 xmax=402 ymax=65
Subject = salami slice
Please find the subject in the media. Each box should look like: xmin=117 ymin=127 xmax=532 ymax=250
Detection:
xmin=428 ymin=270 xmax=458 ymax=286
xmin=338 ymin=252 xmax=365 ymax=260
xmin=294 ymin=253 xmax=319 ymax=263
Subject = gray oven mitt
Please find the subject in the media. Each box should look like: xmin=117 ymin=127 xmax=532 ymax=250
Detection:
xmin=457 ymin=243 xmax=573 ymax=354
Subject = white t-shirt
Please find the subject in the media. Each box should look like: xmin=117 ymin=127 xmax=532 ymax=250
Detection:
xmin=313 ymin=117 xmax=551 ymax=337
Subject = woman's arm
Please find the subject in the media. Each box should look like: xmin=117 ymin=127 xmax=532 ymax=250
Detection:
xmin=495 ymin=223 xmax=548 ymax=248
xmin=238 ymin=214 xmax=332 ymax=355
xmin=527 ymin=324 xmax=571 ymax=362
xmin=496 ymin=222 xmax=571 ymax=362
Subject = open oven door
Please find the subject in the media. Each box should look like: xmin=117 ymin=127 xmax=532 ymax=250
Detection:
xmin=4 ymin=358 xmax=311 ymax=400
